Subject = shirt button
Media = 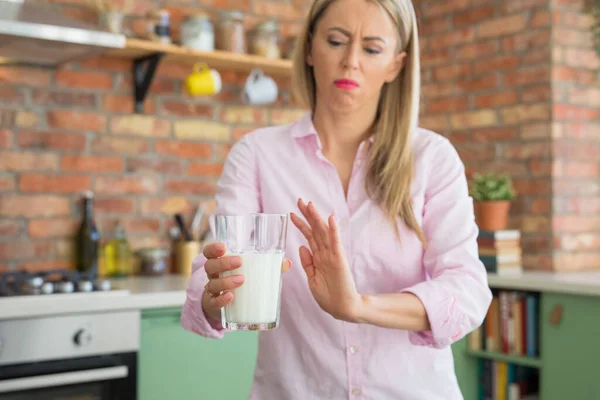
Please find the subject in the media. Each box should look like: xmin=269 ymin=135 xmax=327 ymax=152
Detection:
xmin=349 ymin=345 xmax=358 ymax=354
xmin=352 ymin=388 xmax=362 ymax=396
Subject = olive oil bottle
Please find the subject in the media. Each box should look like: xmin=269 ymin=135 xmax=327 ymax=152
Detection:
xmin=103 ymin=220 xmax=133 ymax=277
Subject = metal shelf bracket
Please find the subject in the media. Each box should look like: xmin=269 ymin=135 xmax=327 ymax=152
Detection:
xmin=133 ymin=52 xmax=164 ymax=113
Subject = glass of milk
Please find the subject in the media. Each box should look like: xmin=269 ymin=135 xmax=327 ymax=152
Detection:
xmin=216 ymin=213 xmax=288 ymax=331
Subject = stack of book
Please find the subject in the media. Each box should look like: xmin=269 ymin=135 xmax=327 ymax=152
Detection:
xmin=477 ymin=229 xmax=522 ymax=276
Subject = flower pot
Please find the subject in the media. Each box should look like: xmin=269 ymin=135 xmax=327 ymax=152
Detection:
xmin=474 ymin=200 xmax=511 ymax=231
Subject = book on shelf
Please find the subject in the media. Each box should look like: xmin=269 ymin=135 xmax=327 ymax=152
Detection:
xmin=469 ymin=289 xmax=539 ymax=358
xmin=478 ymin=360 xmax=539 ymax=400
xmin=478 ymin=230 xmax=523 ymax=276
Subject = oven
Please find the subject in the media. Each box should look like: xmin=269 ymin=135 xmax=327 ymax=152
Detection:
xmin=0 ymin=310 xmax=139 ymax=400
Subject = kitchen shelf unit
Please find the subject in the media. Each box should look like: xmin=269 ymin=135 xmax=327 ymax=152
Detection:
xmin=105 ymin=38 xmax=293 ymax=113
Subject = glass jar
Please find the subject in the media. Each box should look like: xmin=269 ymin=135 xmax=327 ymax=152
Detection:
xmin=215 ymin=10 xmax=246 ymax=53
xmin=181 ymin=13 xmax=214 ymax=52
xmin=250 ymin=19 xmax=281 ymax=59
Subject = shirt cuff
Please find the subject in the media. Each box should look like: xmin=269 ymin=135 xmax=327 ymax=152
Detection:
xmin=400 ymin=281 xmax=468 ymax=349
xmin=181 ymin=292 xmax=227 ymax=339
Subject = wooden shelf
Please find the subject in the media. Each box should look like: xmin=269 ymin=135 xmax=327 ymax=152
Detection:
xmin=107 ymin=38 xmax=293 ymax=77
xmin=467 ymin=349 xmax=543 ymax=369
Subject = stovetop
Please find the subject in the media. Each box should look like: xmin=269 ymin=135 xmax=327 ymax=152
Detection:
xmin=0 ymin=269 xmax=113 ymax=297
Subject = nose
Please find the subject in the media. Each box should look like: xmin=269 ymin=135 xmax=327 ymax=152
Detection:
xmin=343 ymin=42 xmax=360 ymax=70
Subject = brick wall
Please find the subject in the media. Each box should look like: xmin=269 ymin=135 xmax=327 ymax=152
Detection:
xmin=0 ymin=0 xmax=598 ymax=272
xmin=550 ymin=0 xmax=600 ymax=270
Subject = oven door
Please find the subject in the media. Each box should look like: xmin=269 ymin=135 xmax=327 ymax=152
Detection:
xmin=0 ymin=352 xmax=136 ymax=400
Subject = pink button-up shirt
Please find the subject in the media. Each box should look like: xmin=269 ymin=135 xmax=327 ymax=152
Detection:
xmin=181 ymin=112 xmax=492 ymax=400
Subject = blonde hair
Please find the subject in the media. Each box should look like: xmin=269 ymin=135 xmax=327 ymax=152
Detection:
xmin=292 ymin=0 xmax=425 ymax=246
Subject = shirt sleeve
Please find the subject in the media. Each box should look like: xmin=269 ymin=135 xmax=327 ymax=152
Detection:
xmin=180 ymin=134 xmax=261 ymax=339
xmin=400 ymin=138 xmax=493 ymax=349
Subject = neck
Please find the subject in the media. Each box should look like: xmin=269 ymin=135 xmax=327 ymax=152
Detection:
xmin=312 ymin=102 xmax=377 ymax=155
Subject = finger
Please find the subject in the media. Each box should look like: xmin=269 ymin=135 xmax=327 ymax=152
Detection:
xmin=328 ymin=214 xmax=343 ymax=254
xmin=290 ymin=211 xmax=319 ymax=252
xmin=282 ymin=258 xmax=292 ymax=273
xmin=207 ymin=275 xmax=244 ymax=294
xmin=205 ymin=255 xmax=242 ymax=277
xmin=307 ymin=201 xmax=331 ymax=249
xmin=299 ymin=245 xmax=315 ymax=280
xmin=208 ymin=291 xmax=234 ymax=309
xmin=203 ymin=242 xmax=226 ymax=259
xmin=297 ymin=199 xmax=322 ymax=251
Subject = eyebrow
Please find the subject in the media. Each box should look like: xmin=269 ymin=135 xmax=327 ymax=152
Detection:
xmin=327 ymin=27 xmax=388 ymax=44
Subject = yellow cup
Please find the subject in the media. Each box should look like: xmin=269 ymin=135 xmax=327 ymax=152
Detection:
xmin=175 ymin=240 xmax=201 ymax=277
xmin=184 ymin=63 xmax=222 ymax=96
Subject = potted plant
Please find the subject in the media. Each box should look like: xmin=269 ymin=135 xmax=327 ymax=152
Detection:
xmin=469 ymin=172 xmax=516 ymax=231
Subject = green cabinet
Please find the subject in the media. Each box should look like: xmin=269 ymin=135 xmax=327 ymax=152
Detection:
xmin=138 ymin=307 xmax=258 ymax=400
xmin=540 ymin=292 xmax=600 ymax=400
xmin=452 ymin=290 xmax=600 ymax=400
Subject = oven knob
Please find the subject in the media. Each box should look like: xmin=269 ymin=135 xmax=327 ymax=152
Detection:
xmin=73 ymin=329 xmax=92 ymax=346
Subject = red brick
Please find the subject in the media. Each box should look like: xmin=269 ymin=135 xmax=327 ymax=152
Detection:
xmin=47 ymin=110 xmax=107 ymax=132
xmin=471 ymin=127 xmax=518 ymax=142
xmin=60 ymin=155 xmax=123 ymax=173
xmin=553 ymin=216 xmax=600 ymax=233
xmin=421 ymin=49 xmax=451 ymax=67
xmin=554 ymin=104 xmax=600 ymax=121
xmin=433 ymin=63 xmax=472 ymax=81
xmin=554 ymin=197 xmax=600 ymax=214
xmin=95 ymin=197 xmax=137 ymax=214
xmin=423 ymin=0 xmax=469 ymax=17
xmin=503 ymin=67 xmax=551 ymax=87
xmin=103 ymin=94 xmax=156 ymax=114
xmin=455 ymin=144 xmax=496 ymax=163
xmin=568 ymin=88 xmax=600 ymax=107
xmin=478 ymin=15 xmax=528 ymax=38
xmin=501 ymin=0 xmax=546 ymax=13
xmin=163 ymin=101 xmax=214 ymax=117
xmin=123 ymin=218 xmax=161 ymax=234
xmin=521 ymin=235 xmax=554 ymax=251
xmin=565 ymin=161 xmax=600 ymax=178
xmin=521 ymin=123 xmax=552 ymax=140
xmin=531 ymin=10 xmax=551 ymax=28
xmin=553 ymin=28 xmax=594 ymax=47
xmin=32 ymin=90 xmax=97 ymax=108
xmin=0 ymin=195 xmax=70 ymax=217
xmin=28 ymin=218 xmax=77 ymax=238
xmin=426 ymin=97 xmax=469 ymax=114
xmin=505 ymin=142 xmax=551 ymax=159
xmin=163 ymin=179 xmax=216 ymax=195
xmin=552 ymin=66 xmax=597 ymax=85
xmin=560 ymin=10 xmax=595 ymax=29
xmin=456 ymin=75 xmax=498 ymax=92
xmin=126 ymin=158 xmax=183 ymax=175
xmin=0 ymin=151 xmax=58 ymax=171
xmin=140 ymin=197 xmax=194 ymax=215
xmin=502 ymin=31 xmax=551 ymax=52
xmin=559 ymin=234 xmax=600 ymax=251
xmin=155 ymin=141 xmax=212 ymax=159
xmin=522 ymin=85 xmax=552 ymax=103
xmin=0 ymin=175 xmax=15 ymax=191
xmin=19 ymin=131 xmax=86 ymax=151
xmin=521 ymin=216 xmax=551 ymax=233
xmin=95 ymin=176 xmax=160 ymax=195
xmin=513 ymin=178 xmax=552 ymax=195
xmin=422 ymin=82 xmax=454 ymax=99
xmin=17 ymin=260 xmax=72 ymax=272
xmin=474 ymin=91 xmax=519 ymax=108
xmin=55 ymin=70 xmax=113 ymax=90
xmin=91 ymin=137 xmax=150 ymax=155
xmin=428 ymin=27 xmax=475 ymax=50
xmin=0 ymin=129 xmax=12 ymax=148
xmin=0 ymin=241 xmax=52 ymax=260
xmin=110 ymin=115 xmax=171 ymax=137
xmin=79 ymin=56 xmax=130 ymax=72
xmin=0 ymin=66 xmax=51 ymax=86
xmin=530 ymin=198 xmax=551 ymax=214
xmin=454 ymin=41 xmax=498 ymax=60
xmin=557 ymin=122 xmax=600 ymax=140
xmin=474 ymin=56 xmax=520 ymax=75
xmin=419 ymin=115 xmax=449 ymax=132
xmin=502 ymin=104 xmax=551 ymax=124
xmin=188 ymin=162 xmax=224 ymax=177
xmin=420 ymin=16 xmax=451 ymax=36
xmin=20 ymin=174 xmax=91 ymax=193
xmin=0 ymin=86 xmax=24 ymax=103
xmin=233 ymin=126 xmax=259 ymax=140
xmin=453 ymin=5 xmax=495 ymax=26
xmin=0 ymin=220 xmax=22 ymax=237
xmin=564 ymin=48 xmax=600 ymax=70
xmin=529 ymin=160 xmax=553 ymax=176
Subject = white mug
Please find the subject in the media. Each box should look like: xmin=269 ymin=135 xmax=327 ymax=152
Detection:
xmin=241 ymin=69 xmax=278 ymax=105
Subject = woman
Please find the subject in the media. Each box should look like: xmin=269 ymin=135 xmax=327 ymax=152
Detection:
xmin=182 ymin=0 xmax=492 ymax=398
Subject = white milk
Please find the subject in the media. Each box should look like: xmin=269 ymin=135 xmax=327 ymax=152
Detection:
xmin=221 ymin=252 xmax=283 ymax=325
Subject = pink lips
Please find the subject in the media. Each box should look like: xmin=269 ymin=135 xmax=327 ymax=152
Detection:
xmin=334 ymin=79 xmax=359 ymax=90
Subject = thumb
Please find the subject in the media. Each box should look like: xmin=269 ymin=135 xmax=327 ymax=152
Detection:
xmin=281 ymin=258 xmax=292 ymax=273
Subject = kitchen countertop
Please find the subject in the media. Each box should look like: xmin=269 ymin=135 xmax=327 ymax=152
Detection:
xmin=0 ymin=275 xmax=191 ymax=320
xmin=3 ymin=270 xmax=600 ymax=320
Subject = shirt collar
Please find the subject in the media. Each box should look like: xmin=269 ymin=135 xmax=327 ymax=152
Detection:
xmin=291 ymin=111 xmax=376 ymax=144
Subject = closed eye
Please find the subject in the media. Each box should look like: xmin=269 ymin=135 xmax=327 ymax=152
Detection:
xmin=328 ymin=39 xmax=343 ymax=47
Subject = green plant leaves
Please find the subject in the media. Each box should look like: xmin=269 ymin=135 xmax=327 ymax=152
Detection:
xmin=469 ymin=172 xmax=516 ymax=201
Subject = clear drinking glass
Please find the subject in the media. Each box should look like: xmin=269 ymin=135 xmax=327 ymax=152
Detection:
xmin=216 ymin=213 xmax=288 ymax=331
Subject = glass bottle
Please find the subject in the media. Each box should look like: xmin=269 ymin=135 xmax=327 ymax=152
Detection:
xmin=104 ymin=220 xmax=133 ymax=278
xmin=74 ymin=191 xmax=100 ymax=276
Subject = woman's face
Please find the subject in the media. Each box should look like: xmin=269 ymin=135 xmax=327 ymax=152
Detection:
xmin=307 ymin=0 xmax=406 ymax=113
